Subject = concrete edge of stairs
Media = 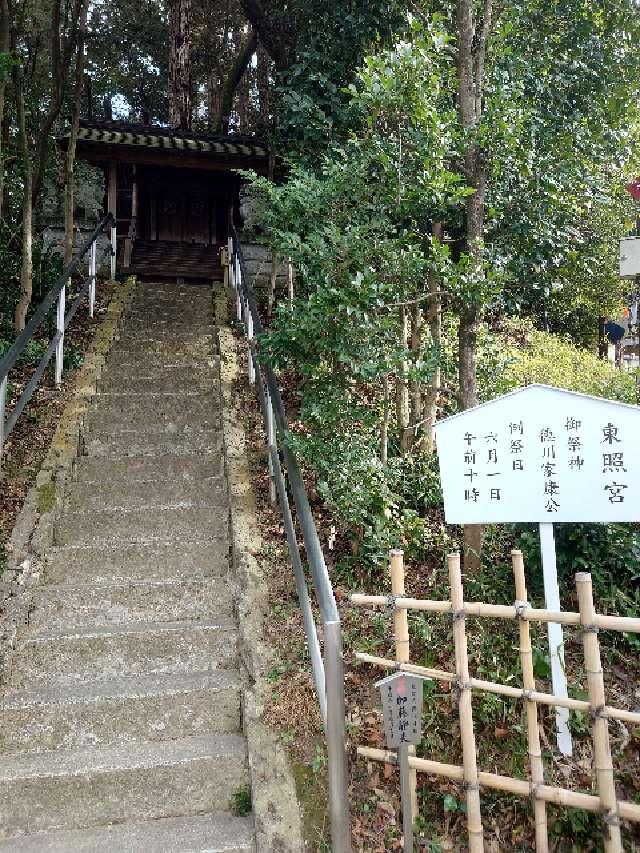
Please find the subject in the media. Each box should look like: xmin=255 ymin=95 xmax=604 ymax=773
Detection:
xmin=0 ymin=276 xmax=138 ymax=685
xmin=215 ymin=291 xmax=306 ymax=853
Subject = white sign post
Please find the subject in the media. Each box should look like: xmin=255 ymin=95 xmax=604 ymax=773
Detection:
xmin=434 ymin=384 xmax=640 ymax=756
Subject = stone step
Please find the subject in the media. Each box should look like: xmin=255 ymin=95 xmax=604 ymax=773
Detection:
xmin=115 ymin=328 xmax=215 ymax=346
xmin=55 ymin=505 xmax=228 ymax=547
xmin=43 ymin=541 xmax=229 ymax=585
xmin=65 ymin=477 xmax=226 ymax=513
xmin=98 ymin=369 xmax=218 ymax=394
xmin=11 ymin=618 xmax=238 ymax=688
xmin=0 ymin=734 xmax=249 ymax=839
xmin=0 ymin=814 xmax=255 ymax=853
xmin=74 ymin=453 xmax=225 ymax=485
xmin=105 ymin=336 xmax=215 ymax=367
xmin=29 ymin=578 xmax=233 ymax=629
xmin=86 ymin=395 xmax=222 ymax=434
xmin=0 ymin=670 xmax=243 ymax=754
xmin=84 ymin=429 xmax=224 ymax=458
xmin=124 ymin=312 xmax=213 ymax=327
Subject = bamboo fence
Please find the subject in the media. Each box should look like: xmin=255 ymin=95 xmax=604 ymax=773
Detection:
xmin=351 ymin=549 xmax=639 ymax=852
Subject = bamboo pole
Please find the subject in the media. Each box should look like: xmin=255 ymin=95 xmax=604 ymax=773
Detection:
xmin=512 ymin=550 xmax=548 ymax=852
xmin=390 ymin=549 xmax=418 ymax=820
xmin=349 ymin=593 xmax=640 ymax=634
xmin=449 ymin=552 xmax=484 ymax=851
xmin=357 ymin=747 xmax=640 ymax=823
xmin=576 ymin=573 xmax=622 ymax=853
xmin=354 ymin=653 xmax=640 ymax=725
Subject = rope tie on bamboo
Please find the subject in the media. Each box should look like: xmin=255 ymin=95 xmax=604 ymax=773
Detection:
xmin=449 ymin=608 xmax=467 ymax=623
xmin=589 ymin=704 xmax=607 ymax=722
xmin=521 ymin=689 xmax=534 ymax=703
xmin=581 ymin=623 xmax=600 ymax=635
xmin=463 ymin=781 xmax=480 ymax=793
xmin=514 ymin=599 xmax=528 ymax=619
xmin=529 ymin=782 xmax=541 ymax=800
xmin=602 ymin=812 xmax=621 ymax=837
xmin=386 ymin=593 xmax=398 ymax=609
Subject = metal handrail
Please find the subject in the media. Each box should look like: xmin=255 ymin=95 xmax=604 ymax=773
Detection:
xmin=228 ymin=226 xmax=351 ymax=852
xmin=0 ymin=213 xmax=114 ymax=459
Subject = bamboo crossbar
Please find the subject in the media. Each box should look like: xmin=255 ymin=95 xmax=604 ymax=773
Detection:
xmin=357 ymin=747 xmax=640 ymax=824
xmin=354 ymin=652 xmax=640 ymax=725
xmin=349 ymin=594 xmax=640 ymax=634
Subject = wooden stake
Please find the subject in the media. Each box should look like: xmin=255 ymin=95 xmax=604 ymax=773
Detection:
xmin=390 ymin=549 xmax=418 ymax=822
xmin=448 ymin=552 xmax=484 ymax=852
xmin=512 ymin=550 xmax=548 ymax=852
xmin=576 ymin=572 xmax=622 ymax=853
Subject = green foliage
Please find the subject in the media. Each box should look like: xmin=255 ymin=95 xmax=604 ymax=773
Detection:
xmin=231 ymin=785 xmax=252 ymax=817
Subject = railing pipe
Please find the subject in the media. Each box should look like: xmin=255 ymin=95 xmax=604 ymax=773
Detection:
xmin=89 ymin=241 xmax=97 ymax=318
xmin=325 ymin=619 xmax=352 ymax=852
xmin=55 ymin=281 xmax=66 ymax=385
xmin=0 ymin=215 xmax=112 ymax=461
xmin=229 ymin=227 xmax=351 ymax=852
xmin=0 ymin=214 xmax=113 ymax=384
xmin=0 ymin=376 xmax=6 ymax=455
xmin=267 ymin=394 xmax=276 ymax=504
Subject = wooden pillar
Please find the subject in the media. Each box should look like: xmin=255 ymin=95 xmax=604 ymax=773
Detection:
xmin=131 ymin=165 xmax=138 ymax=225
xmin=107 ymin=161 xmax=117 ymax=279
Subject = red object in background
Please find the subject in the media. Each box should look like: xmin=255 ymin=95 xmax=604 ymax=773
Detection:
xmin=626 ymin=178 xmax=640 ymax=201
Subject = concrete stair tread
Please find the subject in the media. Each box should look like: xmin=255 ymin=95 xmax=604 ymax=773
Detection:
xmin=44 ymin=541 xmax=229 ymax=583
xmin=65 ymin=478 xmax=226 ymax=514
xmin=84 ymin=431 xmax=224 ymax=458
xmin=55 ymin=504 xmax=228 ymax=546
xmin=1 ymin=669 xmax=243 ymax=711
xmin=74 ymin=454 xmax=225 ymax=484
xmin=25 ymin=616 xmax=237 ymax=645
xmin=0 ymin=732 xmax=247 ymax=781
xmin=0 ymin=671 xmax=243 ymax=753
xmin=0 ymin=735 xmax=249 ymax=838
xmin=29 ymin=577 xmax=233 ymax=628
xmin=0 ymin=813 xmax=255 ymax=853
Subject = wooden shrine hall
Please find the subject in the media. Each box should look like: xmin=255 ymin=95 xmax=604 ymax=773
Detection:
xmin=62 ymin=120 xmax=271 ymax=281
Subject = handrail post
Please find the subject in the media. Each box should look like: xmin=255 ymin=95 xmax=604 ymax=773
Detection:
xmin=55 ymin=282 xmax=66 ymax=385
xmin=246 ymin=296 xmax=256 ymax=386
xmin=110 ymin=219 xmax=117 ymax=280
xmin=89 ymin=241 xmax=97 ymax=318
xmin=324 ymin=619 xmax=352 ymax=852
xmin=0 ymin=375 xmax=7 ymax=462
xmin=267 ymin=393 xmax=276 ymax=504
xmin=235 ymin=255 xmax=242 ymax=322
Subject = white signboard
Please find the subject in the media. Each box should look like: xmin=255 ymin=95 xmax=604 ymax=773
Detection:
xmin=620 ymin=237 xmax=640 ymax=278
xmin=434 ymin=385 xmax=640 ymax=525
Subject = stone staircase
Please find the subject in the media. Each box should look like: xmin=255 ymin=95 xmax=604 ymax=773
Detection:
xmin=0 ymin=283 xmax=255 ymax=852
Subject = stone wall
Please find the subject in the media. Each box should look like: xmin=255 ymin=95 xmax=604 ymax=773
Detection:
xmin=239 ymin=242 xmax=290 ymax=294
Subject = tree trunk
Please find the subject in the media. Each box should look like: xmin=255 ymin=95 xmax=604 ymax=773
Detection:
xmin=168 ymin=0 xmax=193 ymax=130
xmin=64 ymin=0 xmax=89 ymax=267
xmin=381 ymin=373 xmax=390 ymax=465
xmin=0 ymin=0 xmax=9 ymax=222
xmin=256 ymin=42 xmax=271 ymax=127
xmin=207 ymin=69 xmax=222 ymax=130
xmin=213 ymin=29 xmax=257 ymax=133
xmin=407 ymin=303 xmax=422 ymax=450
xmin=237 ymin=66 xmax=250 ymax=133
xmin=419 ymin=221 xmax=443 ymax=452
xmin=456 ymin=0 xmax=493 ymax=572
xmin=13 ymin=73 xmax=32 ymax=333
xmin=396 ymin=305 xmax=411 ymax=453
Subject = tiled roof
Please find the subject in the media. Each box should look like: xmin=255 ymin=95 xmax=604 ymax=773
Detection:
xmin=71 ymin=121 xmax=269 ymax=159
